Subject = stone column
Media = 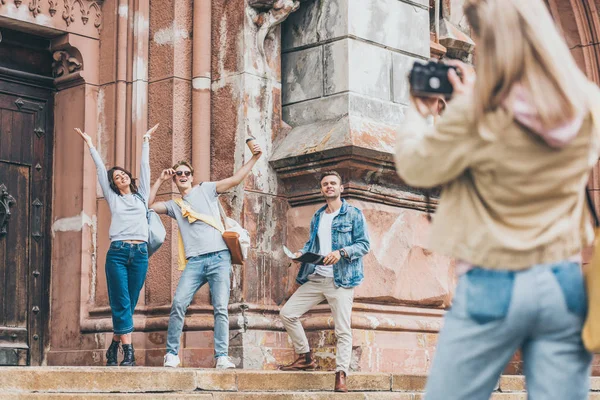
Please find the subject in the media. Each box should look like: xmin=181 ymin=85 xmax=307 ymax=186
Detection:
xmin=271 ymin=0 xmax=455 ymax=373
xmin=209 ymin=0 xmax=295 ymax=369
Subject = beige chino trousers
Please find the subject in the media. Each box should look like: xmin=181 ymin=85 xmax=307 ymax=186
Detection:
xmin=280 ymin=275 xmax=354 ymax=374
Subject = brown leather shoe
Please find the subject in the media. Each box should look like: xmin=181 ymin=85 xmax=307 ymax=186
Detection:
xmin=335 ymin=371 xmax=348 ymax=392
xmin=279 ymin=352 xmax=317 ymax=371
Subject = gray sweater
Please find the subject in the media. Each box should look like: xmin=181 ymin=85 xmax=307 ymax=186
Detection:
xmin=90 ymin=142 xmax=150 ymax=242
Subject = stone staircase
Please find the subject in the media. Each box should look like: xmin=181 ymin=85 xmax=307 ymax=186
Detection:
xmin=0 ymin=367 xmax=598 ymax=399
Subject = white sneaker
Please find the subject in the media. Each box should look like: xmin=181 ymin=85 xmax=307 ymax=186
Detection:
xmin=163 ymin=353 xmax=180 ymax=368
xmin=215 ymin=356 xmax=236 ymax=369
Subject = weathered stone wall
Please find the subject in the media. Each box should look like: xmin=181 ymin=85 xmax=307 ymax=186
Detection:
xmin=4 ymin=0 xmax=600 ymax=374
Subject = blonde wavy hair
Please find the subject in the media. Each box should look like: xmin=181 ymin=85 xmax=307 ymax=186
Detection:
xmin=464 ymin=0 xmax=589 ymax=128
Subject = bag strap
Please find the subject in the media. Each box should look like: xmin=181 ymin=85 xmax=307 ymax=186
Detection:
xmin=173 ymin=198 xmax=224 ymax=233
xmin=216 ymin=200 xmax=229 ymax=230
xmin=587 ymin=103 xmax=600 ymax=228
xmin=133 ymin=192 xmax=149 ymax=215
xmin=587 ymin=187 xmax=600 ymax=228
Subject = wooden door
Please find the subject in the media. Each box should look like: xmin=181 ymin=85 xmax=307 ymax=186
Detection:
xmin=0 ymin=74 xmax=53 ymax=366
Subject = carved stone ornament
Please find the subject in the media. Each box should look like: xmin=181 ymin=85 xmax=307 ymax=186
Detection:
xmin=48 ymin=0 xmax=57 ymax=15
xmin=29 ymin=0 xmax=41 ymax=16
xmin=0 ymin=0 xmax=102 ymax=30
xmin=63 ymin=0 xmax=102 ymax=28
xmin=52 ymin=50 xmax=82 ymax=78
xmin=249 ymin=0 xmax=300 ymax=56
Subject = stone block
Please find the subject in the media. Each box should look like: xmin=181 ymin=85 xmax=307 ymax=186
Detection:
xmin=590 ymin=376 xmax=600 ymax=391
xmin=212 ymin=394 xmax=367 ymax=400
xmin=348 ymin=0 xmax=429 ymax=57
xmin=283 ymin=0 xmax=429 ymax=55
xmin=0 ymin=367 xmax=196 ymax=393
xmin=283 ymin=93 xmax=349 ymax=127
xmin=241 ymin=196 xmax=291 ymax=305
xmin=348 ymin=93 xmax=405 ymax=125
xmin=498 ymin=375 xmax=525 ymax=392
xmin=346 ymin=373 xmax=392 ymax=391
xmin=324 ymin=39 xmax=391 ymax=101
xmin=392 ymin=53 xmax=421 ymax=106
xmin=0 ymin=396 xmax=213 ymax=400
xmin=324 ymin=40 xmax=349 ymax=96
xmin=282 ymin=92 xmax=405 ymax=129
xmin=282 ymin=0 xmax=349 ymax=50
xmin=392 ymin=375 xmax=428 ymax=392
xmin=236 ymin=371 xmax=333 ymax=391
xmin=365 ymin=395 xmax=416 ymax=400
xmin=354 ymin=204 xmax=455 ymax=305
xmin=282 ymin=47 xmax=324 ymax=105
xmin=195 ymin=370 xmax=237 ymax=391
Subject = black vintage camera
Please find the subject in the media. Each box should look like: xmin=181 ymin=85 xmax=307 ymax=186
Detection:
xmin=408 ymin=61 xmax=459 ymax=99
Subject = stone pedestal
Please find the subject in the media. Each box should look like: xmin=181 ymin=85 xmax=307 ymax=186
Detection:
xmin=268 ymin=0 xmax=456 ymax=374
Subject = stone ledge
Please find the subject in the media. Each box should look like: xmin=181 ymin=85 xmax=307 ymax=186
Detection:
xmin=236 ymin=371 xmax=333 ymax=391
xmin=2 ymin=368 xmax=599 ymax=396
xmin=498 ymin=375 xmax=526 ymax=392
xmin=392 ymin=375 xmax=428 ymax=392
xmin=0 ymin=395 xmax=213 ymax=400
xmin=195 ymin=370 xmax=237 ymax=391
xmin=0 ymin=367 xmax=196 ymax=393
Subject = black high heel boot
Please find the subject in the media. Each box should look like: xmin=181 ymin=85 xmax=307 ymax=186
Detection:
xmin=106 ymin=340 xmax=120 ymax=366
xmin=120 ymin=344 xmax=136 ymax=366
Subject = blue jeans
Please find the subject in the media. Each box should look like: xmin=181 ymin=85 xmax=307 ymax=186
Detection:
xmin=425 ymin=260 xmax=592 ymax=400
xmin=166 ymin=250 xmax=231 ymax=358
xmin=105 ymin=241 xmax=149 ymax=335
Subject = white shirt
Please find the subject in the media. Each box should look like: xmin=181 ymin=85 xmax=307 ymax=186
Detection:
xmin=314 ymin=208 xmax=340 ymax=277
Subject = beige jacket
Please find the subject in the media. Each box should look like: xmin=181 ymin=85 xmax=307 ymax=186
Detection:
xmin=394 ymin=87 xmax=600 ymax=270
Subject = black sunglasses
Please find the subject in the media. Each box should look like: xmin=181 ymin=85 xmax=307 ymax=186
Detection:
xmin=175 ymin=171 xmax=192 ymax=177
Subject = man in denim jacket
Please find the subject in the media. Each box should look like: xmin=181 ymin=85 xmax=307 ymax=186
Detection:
xmin=279 ymin=171 xmax=370 ymax=392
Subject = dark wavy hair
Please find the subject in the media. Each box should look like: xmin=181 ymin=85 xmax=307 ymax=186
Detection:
xmin=107 ymin=166 xmax=138 ymax=195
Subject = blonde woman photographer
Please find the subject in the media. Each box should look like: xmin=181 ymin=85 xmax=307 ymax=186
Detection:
xmin=395 ymin=0 xmax=600 ymax=399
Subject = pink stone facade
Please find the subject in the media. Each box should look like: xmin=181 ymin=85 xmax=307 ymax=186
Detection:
xmin=1 ymin=0 xmax=600 ymax=374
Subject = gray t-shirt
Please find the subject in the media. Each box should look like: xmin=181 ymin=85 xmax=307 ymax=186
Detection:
xmin=164 ymin=183 xmax=228 ymax=259
xmin=90 ymin=142 xmax=150 ymax=242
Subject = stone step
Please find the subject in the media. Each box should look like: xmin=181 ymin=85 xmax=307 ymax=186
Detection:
xmin=8 ymin=393 xmax=600 ymax=400
xmin=1 ymin=367 xmax=597 ymax=399
xmin=0 ymin=368 xmax=428 ymax=393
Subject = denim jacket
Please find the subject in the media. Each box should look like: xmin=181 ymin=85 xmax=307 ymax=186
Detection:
xmin=296 ymin=199 xmax=370 ymax=288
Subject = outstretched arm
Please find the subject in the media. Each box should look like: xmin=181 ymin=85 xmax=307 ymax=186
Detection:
xmin=137 ymin=123 xmax=159 ymax=203
xmin=149 ymin=168 xmax=175 ymax=215
xmin=215 ymin=143 xmax=263 ymax=194
xmin=74 ymin=128 xmax=115 ymax=202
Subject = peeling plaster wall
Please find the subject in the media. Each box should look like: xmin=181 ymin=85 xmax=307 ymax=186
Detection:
xmin=211 ymin=0 xmax=290 ymax=313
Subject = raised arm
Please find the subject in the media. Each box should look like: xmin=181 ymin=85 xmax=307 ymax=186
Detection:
xmin=215 ymin=142 xmax=263 ymax=194
xmin=149 ymin=168 xmax=175 ymax=215
xmin=74 ymin=128 xmax=115 ymax=202
xmin=137 ymin=124 xmax=159 ymax=203
xmin=395 ymin=60 xmax=479 ymax=188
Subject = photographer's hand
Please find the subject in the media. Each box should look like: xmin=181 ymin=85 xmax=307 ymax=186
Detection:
xmin=446 ymin=60 xmax=476 ymax=96
xmin=411 ymin=96 xmax=446 ymax=118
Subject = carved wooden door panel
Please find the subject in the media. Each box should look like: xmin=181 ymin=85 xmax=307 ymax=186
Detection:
xmin=0 ymin=78 xmax=53 ymax=366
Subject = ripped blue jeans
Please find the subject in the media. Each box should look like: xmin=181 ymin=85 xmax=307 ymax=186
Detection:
xmin=425 ymin=260 xmax=592 ymax=400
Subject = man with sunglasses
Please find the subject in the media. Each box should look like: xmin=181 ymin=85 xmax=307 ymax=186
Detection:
xmin=149 ymin=142 xmax=262 ymax=369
